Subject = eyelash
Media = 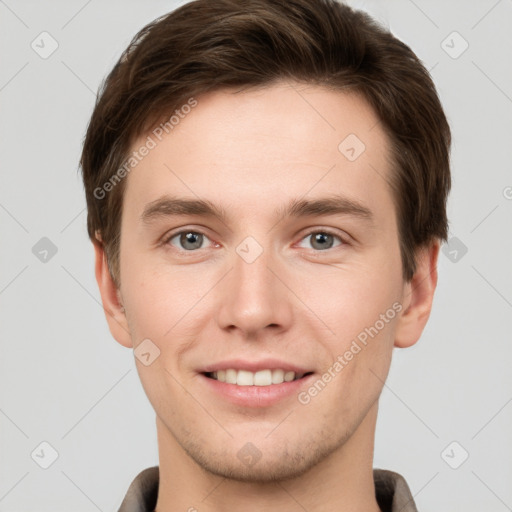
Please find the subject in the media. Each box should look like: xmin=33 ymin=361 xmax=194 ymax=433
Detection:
xmin=162 ymin=228 xmax=348 ymax=254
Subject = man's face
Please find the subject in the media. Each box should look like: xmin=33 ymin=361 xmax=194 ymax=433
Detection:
xmin=112 ymin=82 xmax=410 ymax=481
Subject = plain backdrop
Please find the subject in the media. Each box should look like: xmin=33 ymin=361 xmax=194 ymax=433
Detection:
xmin=1 ymin=0 xmax=511 ymax=510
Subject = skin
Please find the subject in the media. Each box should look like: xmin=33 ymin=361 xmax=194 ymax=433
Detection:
xmin=94 ymin=81 xmax=440 ymax=511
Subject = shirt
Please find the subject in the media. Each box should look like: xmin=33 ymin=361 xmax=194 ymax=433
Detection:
xmin=117 ymin=466 xmax=418 ymax=512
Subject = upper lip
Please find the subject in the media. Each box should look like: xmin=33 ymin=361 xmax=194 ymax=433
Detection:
xmin=199 ymin=358 xmax=313 ymax=374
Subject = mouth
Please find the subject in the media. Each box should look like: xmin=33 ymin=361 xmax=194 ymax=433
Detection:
xmin=198 ymin=359 xmax=316 ymax=407
xmin=203 ymin=369 xmax=314 ymax=386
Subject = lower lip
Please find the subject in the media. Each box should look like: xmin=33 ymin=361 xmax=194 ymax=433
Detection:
xmin=199 ymin=373 xmax=315 ymax=408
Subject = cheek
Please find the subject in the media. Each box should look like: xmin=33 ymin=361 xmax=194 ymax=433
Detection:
xmin=120 ymin=257 xmax=212 ymax=367
xmin=307 ymin=264 xmax=400 ymax=402
xmin=311 ymin=308 xmax=397 ymax=425
xmin=310 ymin=264 xmax=401 ymax=343
xmin=119 ymin=241 xmax=179 ymax=323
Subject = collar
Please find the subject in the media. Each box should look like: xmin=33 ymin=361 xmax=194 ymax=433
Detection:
xmin=117 ymin=466 xmax=418 ymax=512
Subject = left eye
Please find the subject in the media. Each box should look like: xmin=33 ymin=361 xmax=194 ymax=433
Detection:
xmin=167 ymin=231 xmax=211 ymax=251
xmin=297 ymin=231 xmax=344 ymax=251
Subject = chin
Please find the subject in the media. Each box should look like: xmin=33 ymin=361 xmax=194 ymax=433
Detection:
xmin=179 ymin=431 xmax=347 ymax=483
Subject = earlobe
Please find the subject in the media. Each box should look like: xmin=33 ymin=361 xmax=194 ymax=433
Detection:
xmin=394 ymin=241 xmax=440 ymax=349
xmin=93 ymin=241 xmax=133 ymax=348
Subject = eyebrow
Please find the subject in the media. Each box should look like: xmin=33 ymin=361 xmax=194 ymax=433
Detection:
xmin=140 ymin=194 xmax=375 ymax=227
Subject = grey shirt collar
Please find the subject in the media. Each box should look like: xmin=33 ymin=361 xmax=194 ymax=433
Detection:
xmin=117 ymin=466 xmax=418 ymax=512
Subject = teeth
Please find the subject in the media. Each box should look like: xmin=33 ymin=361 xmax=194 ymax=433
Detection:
xmin=225 ymin=368 xmax=237 ymax=384
xmin=237 ymin=370 xmax=254 ymax=386
xmin=284 ymin=371 xmax=295 ymax=382
xmin=254 ymin=369 xmax=272 ymax=386
xmin=271 ymin=369 xmax=284 ymax=384
xmin=209 ymin=369 xmax=307 ymax=385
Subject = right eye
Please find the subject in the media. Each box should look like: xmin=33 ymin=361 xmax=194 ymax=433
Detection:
xmin=164 ymin=230 xmax=214 ymax=251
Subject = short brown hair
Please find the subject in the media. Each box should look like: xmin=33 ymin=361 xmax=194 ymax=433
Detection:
xmin=80 ymin=0 xmax=451 ymax=285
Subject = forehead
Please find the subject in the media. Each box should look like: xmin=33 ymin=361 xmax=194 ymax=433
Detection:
xmin=122 ymin=81 xmax=396 ymax=229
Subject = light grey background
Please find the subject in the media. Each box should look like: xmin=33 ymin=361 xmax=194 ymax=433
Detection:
xmin=1 ymin=0 xmax=511 ymax=510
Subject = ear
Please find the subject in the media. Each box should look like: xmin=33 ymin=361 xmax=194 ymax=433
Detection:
xmin=93 ymin=239 xmax=133 ymax=348
xmin=394 ymin=240 xmax=440 ymax=348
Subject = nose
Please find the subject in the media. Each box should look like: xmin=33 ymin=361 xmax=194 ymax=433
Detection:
xmin=216 ymin=240 xmax=293 ymax=339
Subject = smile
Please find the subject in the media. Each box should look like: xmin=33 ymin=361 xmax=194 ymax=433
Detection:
xmin=205 ymin=368 xmax=312 ymax=386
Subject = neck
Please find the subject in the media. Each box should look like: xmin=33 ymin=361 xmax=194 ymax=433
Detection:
xmin=154 ymin=402 xmax=381 ymax=512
